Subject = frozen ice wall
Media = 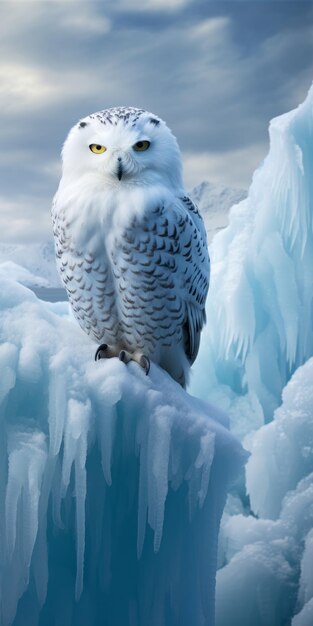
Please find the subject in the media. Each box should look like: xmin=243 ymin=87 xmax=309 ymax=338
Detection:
xmin=191 ymin=85 xmax=313 ymax=626
xmin=0 ymin=277 xmax=245 ymax=626
xmin=191 ymin=84 xmax=313 ymax=424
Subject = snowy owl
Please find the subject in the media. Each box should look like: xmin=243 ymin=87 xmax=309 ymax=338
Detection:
xmin=52 ymin=107 xmax=210 ymax=387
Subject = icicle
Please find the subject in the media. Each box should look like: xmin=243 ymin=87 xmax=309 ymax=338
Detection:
xmin=5 ymin=430 xmax=47 ymax=565
xmin=74 ymin=433 xmax=87 ymax=601
xmin=98 ymin=405 xmax=117 ymax=486
xmin=62 ymin=398 xmax=91 ymax=600
xmin=0 ymin=343 xmax=17 ymax=407
xmin=147 ymin=405 xmax=173 ymax=552
xmin=49 ymin=349 xmax=70 ymax=457
xmin=195 ymin=432 xmax=215 ymax=508
xmin=137 ymin=416 xmax=149 ymax=559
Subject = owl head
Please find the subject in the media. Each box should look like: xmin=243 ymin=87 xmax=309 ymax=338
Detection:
xmin=61 ymin=107 xmax=183 ymax=192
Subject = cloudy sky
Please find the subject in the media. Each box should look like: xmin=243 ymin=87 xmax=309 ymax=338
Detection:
xmin=1 ymin=0 xmax=313 ymax=244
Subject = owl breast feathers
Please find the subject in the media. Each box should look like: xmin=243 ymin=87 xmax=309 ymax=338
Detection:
xmin=52 ymin=107 xmax=210 ymax=387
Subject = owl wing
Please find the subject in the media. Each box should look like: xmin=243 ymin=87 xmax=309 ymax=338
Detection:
xmin=178 ymin=195 xmax=210 ymax=363
xmin=114 ymin=193 xmax=210 ymax=364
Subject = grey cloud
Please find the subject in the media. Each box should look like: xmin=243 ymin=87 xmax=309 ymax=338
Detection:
xmin=0 ymin=1 xmax=312 ymax=243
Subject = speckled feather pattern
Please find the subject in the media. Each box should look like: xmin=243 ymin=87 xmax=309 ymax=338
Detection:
xmin=52 ymin=107 xmax=210 ymax=386
xmin=88 ymin=107 xmax=148 ymax=127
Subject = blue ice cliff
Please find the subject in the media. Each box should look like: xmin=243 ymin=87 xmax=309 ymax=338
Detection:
xmin=190 ymin=85 xmax=313 ymax=626
xmin=0 ymin=278 xmax=245 ymax=626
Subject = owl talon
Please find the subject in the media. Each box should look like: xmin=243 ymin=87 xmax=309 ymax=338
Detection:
xmin=95 ymin=344 xmax=108 ymax=361
xmin=95 ymin=343 xmax=119 ymax=361
xmin=118 ymin=349 xmax=132 ymax=364
xmin=118 ymin=350 xmax=150 ymax=375
xmin=139 ymin=355 xmax=150 ymax=375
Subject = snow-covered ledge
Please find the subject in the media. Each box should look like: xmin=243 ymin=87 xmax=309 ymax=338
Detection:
xmin=0 ymin=278 xmax=246 ymax=626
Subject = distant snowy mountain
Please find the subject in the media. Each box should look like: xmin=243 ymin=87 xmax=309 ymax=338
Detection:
xmin=190 ymin=181 xmax=246 ymax=242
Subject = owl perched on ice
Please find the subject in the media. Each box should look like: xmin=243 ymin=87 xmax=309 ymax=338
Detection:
xmin=52 ymin=107 xmax=210 ymax=387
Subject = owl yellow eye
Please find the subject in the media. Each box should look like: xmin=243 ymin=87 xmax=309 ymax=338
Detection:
xmin=89 ymin=144 xmax=106 ymax=154
xmin=133 ymin=140 xmax=150 ymax=152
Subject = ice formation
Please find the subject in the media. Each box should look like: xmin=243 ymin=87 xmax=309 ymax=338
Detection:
xmin=216 ymin=358 xmax=313 ymax=626
xmin=191 ymin=84 xmax=313 ymax=424
xmin=189 ymin=85 xmax=313 ymax=626
xmin=0 ymin=276 xmax=245 ymax=626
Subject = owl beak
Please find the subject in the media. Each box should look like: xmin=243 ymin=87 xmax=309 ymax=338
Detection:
xmin=117 ymin=158 xmax=123 ymax=181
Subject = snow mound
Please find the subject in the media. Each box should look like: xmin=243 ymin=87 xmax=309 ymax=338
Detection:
xmin=216 ymin=357 xmax=313 ymax=625
xmin=246 ymin=357 xmax=313 ymax=520
xmin=0 ymin=277 xmax=245 ymax=626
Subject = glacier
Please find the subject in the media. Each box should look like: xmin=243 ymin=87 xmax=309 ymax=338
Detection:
xmin=0 ymin=277 xmax=245 ymax=626
xmin=188 ymin=84 xmax=313 ymax=626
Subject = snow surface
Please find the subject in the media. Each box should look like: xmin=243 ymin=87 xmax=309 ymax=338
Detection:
xmin=0 ymin=277 xmax=245 ymax=626
xmin=188 ymin=84 xmax=313 ymax=625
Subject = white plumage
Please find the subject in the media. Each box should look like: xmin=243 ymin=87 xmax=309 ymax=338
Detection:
xmin=52 ymin=107 xmax=210 ymax=387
